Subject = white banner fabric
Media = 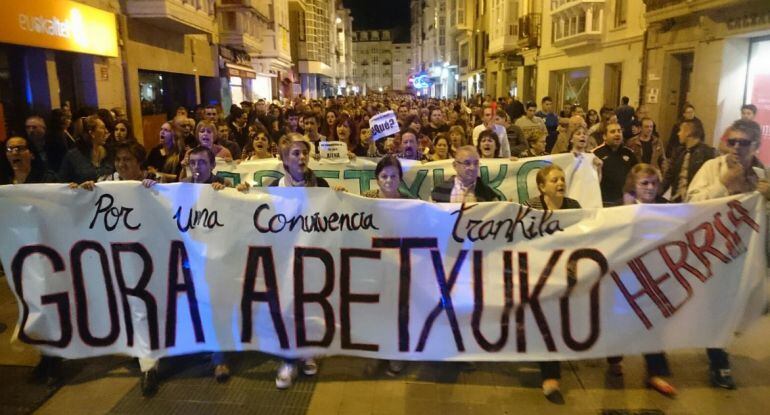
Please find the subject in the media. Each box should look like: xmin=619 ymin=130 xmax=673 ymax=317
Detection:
xmin=214 ymin=153 xmax=604 ymax=208
xmin=0 ymin=184 xmax=765 ymax=362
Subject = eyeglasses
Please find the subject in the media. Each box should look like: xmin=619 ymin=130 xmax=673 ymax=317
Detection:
xmin=454 ymin=159 xmax=479 ymax=168
xmin=726 ymin=138 xmax=753 ymax=148
xmin=6 ymin=145 xmax=28 ymax=154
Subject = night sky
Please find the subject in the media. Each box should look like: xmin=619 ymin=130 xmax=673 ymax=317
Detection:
xmin=342 ymin=0 xmax=411 ymax=42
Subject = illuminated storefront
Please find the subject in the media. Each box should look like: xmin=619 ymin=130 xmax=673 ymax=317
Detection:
xmin=0 ymin=0 xmax=119 ymax=138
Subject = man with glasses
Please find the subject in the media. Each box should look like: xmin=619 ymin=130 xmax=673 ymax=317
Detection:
xmin=684 ymin=119 xmax=768 ymax=391
xmin=431 ymin=145 xmax=502 ymax=202
xmin=688 ymin=119 xmax=769 ymax=202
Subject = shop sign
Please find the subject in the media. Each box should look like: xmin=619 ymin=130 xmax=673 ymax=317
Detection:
xmin=727 ymin=12 xmax=770 ymax=31
xmin=1 ymin=0 xmax=118 ymax=57
xmin=227 ymin=67 xmax=257 ymax=79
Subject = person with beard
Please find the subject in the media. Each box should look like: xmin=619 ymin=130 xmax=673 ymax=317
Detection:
xmin=1 ymin=136 xmax=58 ymax=184
xmin=397 ymin=129 xmax=426 ymax=161
xmin=25 ymin=115 xmax=49 ymax=164
xmin=422 ymin=107 xmax=449 ymax=139
xmin=593 ymin=122 xmax=638 ymax=205
xmin=216 ymin=121 xmax=242 ymax=159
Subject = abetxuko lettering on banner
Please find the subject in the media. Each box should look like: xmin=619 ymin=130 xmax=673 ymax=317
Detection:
xmin=0 ymin=184 xmax=765 ymax=361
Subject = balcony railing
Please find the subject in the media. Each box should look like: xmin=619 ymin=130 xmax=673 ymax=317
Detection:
xmin=643 ymin=0 xmax=684 ymax=12
xmin=125 ymin=0 xmax=215 ymax=34
xmin=518 ymin=13 xmax=541 ymax=49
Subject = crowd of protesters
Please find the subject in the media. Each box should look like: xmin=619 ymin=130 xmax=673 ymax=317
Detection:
xmin=0 ymin=93 xmax=767 ymax=404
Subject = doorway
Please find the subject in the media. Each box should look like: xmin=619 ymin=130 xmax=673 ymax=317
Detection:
xmin=604 ymin=63 xmax=622 ymax=108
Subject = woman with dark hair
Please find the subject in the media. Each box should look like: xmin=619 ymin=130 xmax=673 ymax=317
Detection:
xmin=362 ymin=155 xmax=411 ymax=375
xmin=58 ymin=115 xmax=114 ymax=184
xmin=76 ymin=141 xmax=153 ymax=186
xmin=1 ymin=136 xmax=58 ymax=184
xmin=113 ymin=119 xmax=137 ymax=143
xmin=524 ymin=164 xmax=579 ymax=403
xmin=331 ymin=113 xmax=366 ymax=157
xmin=476 ymin=129 xmax=501 ymax=158
xmin=320 ymin=109 xmax=337 ymax=137
xmin=431 ymin=133 xmax=453 ymax=161
xmin=46 ymin=108 xmax=76 ymax=172
xmin=241 ymin=128 xmax=274 ymax=160
xmin=586 ymin=109 xmax=600 ymax=130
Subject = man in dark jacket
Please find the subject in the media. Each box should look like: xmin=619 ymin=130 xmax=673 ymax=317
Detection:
xmin=431 ymin=145 xmax=502 ymax=202
xmin=593 ymin=122 xmax=638 ymax=206
xmin=661 ymin=118 xmax=714 ymax=202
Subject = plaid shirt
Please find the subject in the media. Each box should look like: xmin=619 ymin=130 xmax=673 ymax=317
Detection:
xmin=450 ymin=176 xmax=477 ymax=203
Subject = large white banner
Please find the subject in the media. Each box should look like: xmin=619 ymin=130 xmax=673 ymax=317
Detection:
xmin=215 ymin=153 xmax=604 ymax=208
xmin=0 ymin=184 xmax=766 ymax=362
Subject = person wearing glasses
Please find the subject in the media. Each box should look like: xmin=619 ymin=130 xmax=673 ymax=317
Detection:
xmin=431 ymin=145 xmax=502 ymax=202
xmin=1 ymin=136 xmax=58 ymax=185
xmin=686 ymin=119 xmax=769 ymax=390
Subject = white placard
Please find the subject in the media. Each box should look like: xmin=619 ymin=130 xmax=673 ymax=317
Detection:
xmin=369 ymin=110 xmax=400 ymax=141
xmin=318 ymin=141 xmax=350 ymax=163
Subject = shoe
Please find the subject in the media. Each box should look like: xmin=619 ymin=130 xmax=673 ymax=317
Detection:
xmin=275 ymin=362 xmax=298 ymax=389
xmin=542 ymin=380 xmax=564 ymax=404
xmin=609 ymin=362 xmax=623 ymax=377
xmin=710 ymin=368 xmax=736 ymax=390
xmin=29 ymin=359 xmax=49 ymax=384
xmin=647 ymin=376 xmax=677 ymax=397
xmin=141 ymin=369 xmax=159 ymax=397
xmin=214 ymin=364 xmax=230 ymax=383
xmin=45 ymin=357 xmax=64 ymax=387
xmin=386 ymin=360 xmax=406 ymax=376
xmin=301 ymin=358 xmax=318 ymax=376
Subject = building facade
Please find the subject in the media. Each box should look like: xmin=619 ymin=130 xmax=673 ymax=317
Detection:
xmin=642 ymin=0 xmax=770 ymax=163
xmin=536 ymin=0 xmax=646 ymax=113
xmin=486 ymin=0 xmax=521 ymax=99
xmin=352 ymin=30 xmax=394 ymax=94
xmin=392 ymin=43 xmax=414 ymax=91
xmin=253 ymin=0 xmax=294 ymax=100
xmin=289 ymin=0 xmax=335 ymax=98
xmin=333 ymin=6 xmax=355 ymax=95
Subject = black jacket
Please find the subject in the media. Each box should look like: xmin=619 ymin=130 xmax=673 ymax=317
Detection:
xmin=661 ymin=141 xmax=715 ymax=201
xmin=431 ymin=176 xmax=503 ymax=202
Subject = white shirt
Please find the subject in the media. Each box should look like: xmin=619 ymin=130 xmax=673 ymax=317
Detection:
xmin=472 ymin=123 xmax=511 ymax=157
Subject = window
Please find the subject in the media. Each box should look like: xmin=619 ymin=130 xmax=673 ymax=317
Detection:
xmin=614 ymin=0 xmax=627 ymax=27
xmin=458 ymin=0 xmax=465 ymax=25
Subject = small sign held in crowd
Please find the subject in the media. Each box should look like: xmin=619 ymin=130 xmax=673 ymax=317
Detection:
xmin=369 ymin=110 xmax=399 ymax=141
xmin=318 ymin=141 xmax=350 ymax=163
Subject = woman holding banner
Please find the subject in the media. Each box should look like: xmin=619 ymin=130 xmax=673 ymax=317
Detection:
xmin=524 ymin=164 xmax=579 ymax=403
xmin=362 ymin=155 xmax=413 ymax=375
xmin=236 ymin=133 xmax=345 ymax=389
xmin=620 ymin=163 xmax=677 ymax=396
